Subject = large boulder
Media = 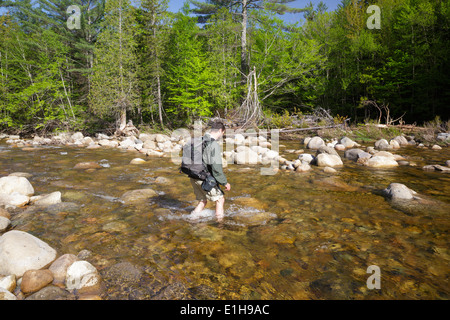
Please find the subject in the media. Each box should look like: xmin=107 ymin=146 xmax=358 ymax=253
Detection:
xmin=0 ymin=230 xmax=57 ymax=277
xmin=298 ymin=153 xmax=315 ymax=164
xmin=0 ymin=176 xmax=34 ymax=196
xmin=306 ymin=136 xmax=325 ymax=150
xmin=365 ymin=156 xmax=399 ymax=168
xmin=316 ymin=154 xmax=343 ymax=167
xmin=382 ymin=183 xmax=417 ymax=200
xmin=393 ymin=135 xmax=409 ymax=146
xmin=339 ymin=136 xmax=357 ymax=149
xmin=315 ymin=146 xmax=339 ymax=157
xmin=344 ymin=148 xmax=372 ymax=161
xmin=374 ymin=139 xmax=390 ymax=150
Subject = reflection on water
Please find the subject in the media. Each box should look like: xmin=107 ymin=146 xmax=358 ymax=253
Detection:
xmin=1 ymin=141 xmax=449 ymax=299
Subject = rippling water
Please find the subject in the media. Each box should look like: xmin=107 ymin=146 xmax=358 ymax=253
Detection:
xmin=1 ymin=140 xmax=449 ymax=299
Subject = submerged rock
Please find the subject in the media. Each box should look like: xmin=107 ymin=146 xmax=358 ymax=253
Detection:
xmin=121 ymin=188 xmax=158 ymax=204
xmin=73 ymin=162 xmax=102 ymax=170
xmin=130 ymin=158 xmax=146 ymax=165
xmin=32 ymin=191 xmax=62 ymax=207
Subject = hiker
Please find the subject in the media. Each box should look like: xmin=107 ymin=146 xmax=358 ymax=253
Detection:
xmin=185 ymin=121 xmax=231 ymax=221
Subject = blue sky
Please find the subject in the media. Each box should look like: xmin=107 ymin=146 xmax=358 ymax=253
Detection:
xmin=0 ymin=0 xmax=343 ymax=22
xmin=168 ymin=0 xmax=343 ymax=23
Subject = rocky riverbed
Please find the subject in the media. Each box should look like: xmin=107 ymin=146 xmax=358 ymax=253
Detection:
xmin=0 ymin=130 xmax=449 ymax=300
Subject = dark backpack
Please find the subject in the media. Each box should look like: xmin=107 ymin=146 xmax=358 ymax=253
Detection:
xmin=180 ymin=136 xmax=211 ymax=180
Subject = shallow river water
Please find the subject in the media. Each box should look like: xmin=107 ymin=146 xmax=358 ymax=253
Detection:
xmin=1 ymin=139 xmax=449 ymax=299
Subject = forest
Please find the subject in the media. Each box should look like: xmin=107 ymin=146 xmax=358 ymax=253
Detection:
xmin=0 ymin=0 xmax=449 ymax=135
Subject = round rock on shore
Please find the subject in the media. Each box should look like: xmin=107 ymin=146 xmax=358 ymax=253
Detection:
xmin=0 ymin=230 xmax=57 ymax=277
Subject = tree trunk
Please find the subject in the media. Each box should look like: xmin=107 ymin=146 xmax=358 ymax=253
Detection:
xmin=118 ymin=107 xmax=127 ymax=131
xmin=240 ymin=0 xmax=249 ymax=83
xmin=157 ymin=73 xmax=163 ymax=128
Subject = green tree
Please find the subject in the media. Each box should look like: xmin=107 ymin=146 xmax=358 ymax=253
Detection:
xmin=89 ymin=0 xmax=140 ymax=132
xmin=164 ymin=3 xmax=213 ymax=125
xmin=205 ymin=7 xmax=241 ymax=115
xmin=135 ymin=0 xmax=169 ymax=128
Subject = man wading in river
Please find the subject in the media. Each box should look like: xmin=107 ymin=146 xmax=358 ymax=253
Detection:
xmin=181 ymin=121 xmax=231 ymax=222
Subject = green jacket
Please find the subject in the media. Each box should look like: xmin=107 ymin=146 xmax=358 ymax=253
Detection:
xmin=202 ymin=133 xmax=227 ymax=186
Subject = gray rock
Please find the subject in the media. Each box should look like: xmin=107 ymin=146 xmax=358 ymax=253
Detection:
xmin=436 ymin=132 xmax=450 ymax=142
xmin=339 ymin=136 xmax=356 ymax=148
xmin=365 ymin=156 xmax=398 ymax=168
xmin=316 ymin=146 xmax=339 ymax=157
xmin=0 ymin=216 xmax=10 ymax=232
xmin=71 ymin=132 xmax=84 ymax=141
xmin=344 ymin=148 xmax=371 ymax=161
xmin=393 ymin=135 xmax=409 ymax=146
xmin=306 ymin=136 xmax=325 ymax=150
xmin=298 ymin=153 xmax=315 ymax=164
xmin=316 ymin=154 xmax=343 ymax=167
xmin=295 ymin=163 xmax=311 ymax=172
xmin=383 ymin=183 xmax=417 ymax=200
xmin=32 ymin=191 xmax=62 ymax=207
xmin=374 ymin=139 xmax=390 ymax=150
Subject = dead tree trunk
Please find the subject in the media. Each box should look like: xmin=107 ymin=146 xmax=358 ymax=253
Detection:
xmin=237 ymin=66 xmax=263 ymax=128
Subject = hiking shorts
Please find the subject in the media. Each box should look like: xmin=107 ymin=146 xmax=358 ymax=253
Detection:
xmin=190 ymin=178 xmax=224 ymax=202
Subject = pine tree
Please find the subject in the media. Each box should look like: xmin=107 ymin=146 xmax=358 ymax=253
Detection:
xmin=164 ymin=3 xmax=213 ymax=125
xmin=89 ymin=0 xmax=140 ymax=132
xmin=135 ymin=0 xmax=169 ymax=128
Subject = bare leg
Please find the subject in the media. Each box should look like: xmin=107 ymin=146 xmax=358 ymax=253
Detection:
xmin=215 ymin=197 xmax=225 ymax=222
xmin=193 ymin=199 xmax=207 ymax=213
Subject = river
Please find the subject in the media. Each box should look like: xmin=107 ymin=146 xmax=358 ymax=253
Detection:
xmin=1 ymin=139 xmax=449 ymax=299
